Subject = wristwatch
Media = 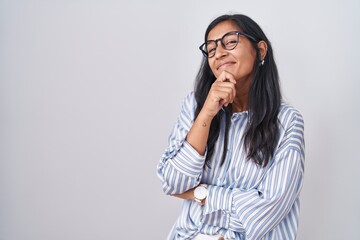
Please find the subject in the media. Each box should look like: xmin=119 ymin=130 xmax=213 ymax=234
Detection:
xmin=194 ymin=184 xmax=208 ymax=204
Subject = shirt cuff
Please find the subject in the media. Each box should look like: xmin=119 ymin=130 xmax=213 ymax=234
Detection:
xmin=168 ymin=140 xmax=207 ymax=178
xmin=204 ymin=185 xmax=233 ymax=215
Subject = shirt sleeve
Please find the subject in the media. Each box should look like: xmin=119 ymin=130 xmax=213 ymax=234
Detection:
xmin=203 ymin=112 xmax=305 ymax=240
xmin=157 ymin=92 xmax=207 ymax=195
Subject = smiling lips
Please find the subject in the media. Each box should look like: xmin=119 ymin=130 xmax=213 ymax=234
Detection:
xmin=217 ymin=61 xmax=236 ymax=70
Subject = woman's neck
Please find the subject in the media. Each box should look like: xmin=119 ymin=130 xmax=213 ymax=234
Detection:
xmin=232 ymin=96 xmax=248 ymax=112
xmin=232 ymin=80 xmax=250 ymax=112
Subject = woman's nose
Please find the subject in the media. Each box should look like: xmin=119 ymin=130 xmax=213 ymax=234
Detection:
xmin=214 ymin=43 xmax=228 ymax=59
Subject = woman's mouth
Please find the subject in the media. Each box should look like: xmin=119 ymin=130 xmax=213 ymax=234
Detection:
xmin=217 ymin=61 xmax=236 ymax=70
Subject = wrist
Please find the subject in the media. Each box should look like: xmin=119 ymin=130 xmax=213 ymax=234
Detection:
xmin=194 ymin=184 xmax=208 ymax=205
xmin=196 ymin=111 xmax=214 ymax=127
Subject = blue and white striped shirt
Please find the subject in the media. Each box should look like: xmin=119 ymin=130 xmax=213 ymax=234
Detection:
xmin=157 ymin=92 xmax=305 ymax=240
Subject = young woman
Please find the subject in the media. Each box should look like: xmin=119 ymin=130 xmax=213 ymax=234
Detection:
xmin=157 ymin=14 xmax=305 ymax=240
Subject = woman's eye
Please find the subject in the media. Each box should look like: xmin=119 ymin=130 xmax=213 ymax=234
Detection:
xmin=225 ymin=40 xmax=237 ymax=45
xmin=207 ymin=48 xmax=216 ymax=54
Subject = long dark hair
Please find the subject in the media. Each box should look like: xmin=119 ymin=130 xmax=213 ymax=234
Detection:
xmin=194 ymin=14 xmax=281 ymax=167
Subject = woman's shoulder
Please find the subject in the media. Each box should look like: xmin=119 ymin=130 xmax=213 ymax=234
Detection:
xmin=180 ymin=91 xmax=197 ymax=109
xmin=183 ymin=91 xmax=196 ymax=102
xmin=279 ymin=102 xmax=302 ymax=116
xmin=175 ymin=92 xmax=197 ymax=121
xmin=278 ymin=103 xmax=304 ymax=129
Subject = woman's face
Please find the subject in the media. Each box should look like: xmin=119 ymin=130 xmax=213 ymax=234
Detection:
xmin=207 ymin=20 xmax=257 ymax=84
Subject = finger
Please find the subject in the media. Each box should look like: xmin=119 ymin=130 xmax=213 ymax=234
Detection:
xmin=211 ymin=89 xmax=234 ymax=105
xmin=212 ymin=87 xmax=234 ymax=104
xmin=218 ymin=72 xmax=236 ymax=101
xmin=212 ymin=82 xmax=236 ymax=102
xmin=213 ymin=80 xmax=235 ymax=87
xmin=216 ymin=70 xmax=237 ymax=84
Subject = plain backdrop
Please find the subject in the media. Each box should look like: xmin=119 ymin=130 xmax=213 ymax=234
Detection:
xmin=1 ymin=0 xmax=359 ymax=239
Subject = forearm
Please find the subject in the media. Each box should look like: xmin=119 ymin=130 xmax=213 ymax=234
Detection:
xmin=171 ymin=187 xmax=196 ymax=200
xmin=186 ymin=71 xmax=236 ymax=155
xmin=186 ymin=111 xmax=213 ymax=155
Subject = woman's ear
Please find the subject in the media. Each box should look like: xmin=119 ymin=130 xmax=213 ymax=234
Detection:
xmin=257 ymin=40 xmax=268 ymax=60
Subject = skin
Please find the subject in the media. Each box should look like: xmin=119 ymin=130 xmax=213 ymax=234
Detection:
xmin=172 ymin=20 xmax=268 ymax=202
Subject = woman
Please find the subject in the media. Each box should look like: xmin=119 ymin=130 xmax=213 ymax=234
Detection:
xmin=157 ymin=14 xmax=305 ymax=240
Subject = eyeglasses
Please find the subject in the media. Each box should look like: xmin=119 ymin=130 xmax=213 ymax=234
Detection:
xmin=199 ymin=31 xmax=257 ymax=58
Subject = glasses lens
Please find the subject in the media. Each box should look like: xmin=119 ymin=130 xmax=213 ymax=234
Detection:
xmin=200 ymin=32 xmax=241 ymax=58
xmin=205 ymin=41 xmax=217 ymax=58
xmin=222 ymin=32 xmax=239 ymax=50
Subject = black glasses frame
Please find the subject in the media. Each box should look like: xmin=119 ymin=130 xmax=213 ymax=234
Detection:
xmin=199 ymin=31 xmax=257 ymax=58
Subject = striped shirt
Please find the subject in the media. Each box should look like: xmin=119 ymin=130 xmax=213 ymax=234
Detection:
xmin=157 ymin=92 xmax=305 ymax=240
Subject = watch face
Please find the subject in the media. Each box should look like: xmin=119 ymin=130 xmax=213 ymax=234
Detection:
xmin=194 ymin=186 xmax=208 ymax=200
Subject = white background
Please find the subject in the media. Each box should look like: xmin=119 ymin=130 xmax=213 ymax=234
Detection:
xmin=1 ymin=0 xmax=359 ymax=239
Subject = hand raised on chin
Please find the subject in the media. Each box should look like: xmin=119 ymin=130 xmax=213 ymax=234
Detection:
xmin=201 ymin=70 xmax=237 ymax=119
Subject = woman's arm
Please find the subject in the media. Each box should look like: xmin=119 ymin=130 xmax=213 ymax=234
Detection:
xmin=157 ymin=71 xmax=237 ymax=195
xmin=156 ymin=93 xmax=206 ymax=195
xmin=186 ymin=70 xmax=237 ymax=155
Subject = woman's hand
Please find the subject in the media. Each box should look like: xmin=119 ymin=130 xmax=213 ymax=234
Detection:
xmin=171 ymin=187 xmax=195 ymax=201
xmin=201 ymin=70 xmax=237 ymax=119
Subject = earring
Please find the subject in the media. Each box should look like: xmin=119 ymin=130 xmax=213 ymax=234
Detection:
xmin=260 ymin=59 xmax=265 ymax=66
